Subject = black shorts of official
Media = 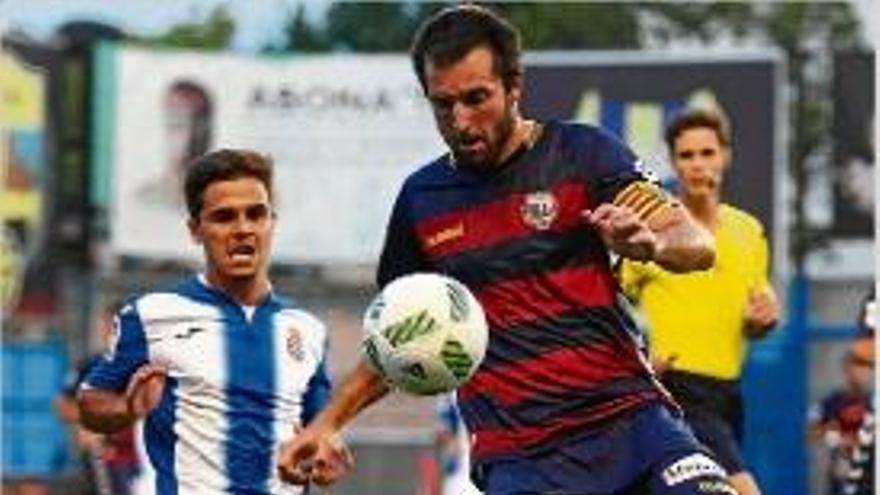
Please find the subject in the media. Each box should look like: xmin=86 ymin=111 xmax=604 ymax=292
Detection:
xmin=661 ymin=370 xmax=747 ymax=475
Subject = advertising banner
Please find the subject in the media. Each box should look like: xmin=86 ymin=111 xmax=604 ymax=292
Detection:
xmin=97 ymin=47 xmax=785 ymax=270
xmin=95 ymin=45 xmax=443 ymax=264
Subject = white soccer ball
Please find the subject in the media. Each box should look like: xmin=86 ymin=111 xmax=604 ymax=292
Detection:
xmin=362 ymin=273 xmax=488 ymax=396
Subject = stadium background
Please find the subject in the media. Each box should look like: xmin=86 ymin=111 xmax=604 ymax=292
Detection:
xmin=1 ymin=2 xmax=875 ymax=494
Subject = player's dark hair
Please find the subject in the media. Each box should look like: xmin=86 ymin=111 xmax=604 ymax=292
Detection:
xmin=184 ymin=149 xmax=274 ymax=219
xmin=411 ymin=4 xmax=522 ymax=92
xmin=665 ymin=108 xmax=732 ymax=152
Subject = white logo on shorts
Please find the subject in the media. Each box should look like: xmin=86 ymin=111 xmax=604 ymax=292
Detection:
xmin=661 ymin=453 xmax=727 ymax=486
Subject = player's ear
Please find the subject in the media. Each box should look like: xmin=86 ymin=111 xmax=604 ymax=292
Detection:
xmin=721 ymin=146 xmax=733 ymax=171
xmin=507 ymin=72 xmax=523 ymax=107
xmin=187 ymin=217 xmax=202 ymax=244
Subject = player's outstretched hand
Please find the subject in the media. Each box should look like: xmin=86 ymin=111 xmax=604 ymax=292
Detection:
xmin=278 ymin=423 xmax=354 ymax=486
xmin=583 ymin=204 xmax=657 ymax=262
xmin=125 ymin=363 xmax=167 ymax=418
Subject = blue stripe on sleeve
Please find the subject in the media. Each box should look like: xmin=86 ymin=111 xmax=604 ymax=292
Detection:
xmin=83 ymin=303 xmax=148 ymax=391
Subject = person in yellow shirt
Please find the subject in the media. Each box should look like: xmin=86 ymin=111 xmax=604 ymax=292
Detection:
xmin=620 ymin=108 xmax=780 ymax=495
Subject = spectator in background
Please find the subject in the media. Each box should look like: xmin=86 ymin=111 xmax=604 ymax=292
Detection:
xmin=620 ymin=108 xmax=780 ymax=495
xmin=55 ymin=302 xmax=140 ymax=495
xmin=809 ymin=338 xmax=874 ymax=495
xmin=809 ymin=290 xmax=875 ymax=495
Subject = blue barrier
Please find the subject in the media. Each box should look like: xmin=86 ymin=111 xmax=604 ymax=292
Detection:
xmin=742 ymin=275 xmax=809 ymax=495
xmin=1 ymin=338 xmax=70 ymax=478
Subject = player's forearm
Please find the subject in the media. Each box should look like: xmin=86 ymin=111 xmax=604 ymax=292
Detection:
xmin=652 ymin=210 xmax=715 ymax=273
xmin=311 ymin=360 xmax=389 ymax=432
xmin=77 ymin=388 xmax=136 ymax=434
xmin=611 ymin=182 xmax=714 ymax=272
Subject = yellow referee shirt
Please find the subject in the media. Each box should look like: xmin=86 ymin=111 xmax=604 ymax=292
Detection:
xmin=619 ymin=204 xmax=773 ymax=380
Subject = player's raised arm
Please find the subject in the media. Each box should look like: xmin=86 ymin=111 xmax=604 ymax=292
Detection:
xmin=277 ymin=360 xmax=386 ymax=486
xmin=586 ymin=180 xmax=715 ymax=273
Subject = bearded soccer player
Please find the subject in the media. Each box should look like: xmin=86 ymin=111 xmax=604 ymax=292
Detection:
xmin=78 ymin=149 xmax=335 ymax=494
xmin=279 ymin=6 xmax=736 ymax=494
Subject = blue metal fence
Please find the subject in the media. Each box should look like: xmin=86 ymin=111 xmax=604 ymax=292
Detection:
xmin=1 ymin=338 xmax=70 ymax=479
xmin=743 ymin=275 xmax=863 ymax=495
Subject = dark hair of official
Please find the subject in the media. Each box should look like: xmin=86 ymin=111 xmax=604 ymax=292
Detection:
xmin=664 ymin=108 xmax=732 ymax=151
xmin=184 ymin=149 xmax=274 ymax=219
xmin=410 ymin=4 xmax=522 ymax=93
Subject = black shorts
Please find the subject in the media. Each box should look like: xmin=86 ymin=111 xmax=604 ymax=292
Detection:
xmin=661 ymin=370 xmax=746 ymax=475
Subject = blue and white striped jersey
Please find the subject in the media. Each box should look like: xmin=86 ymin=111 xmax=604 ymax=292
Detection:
xmin=83 ymin=276 xmax=331 ymax=495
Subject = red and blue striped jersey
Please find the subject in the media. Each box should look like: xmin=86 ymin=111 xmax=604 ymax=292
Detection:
xmin=377 ymin=121 xmax=670 ymax=462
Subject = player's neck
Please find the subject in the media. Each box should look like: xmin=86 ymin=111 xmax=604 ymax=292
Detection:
xmin=497 ymin=118 xmax=541 ymax=165
xmin=681 ymin=193 xmax=720 ymax=230
xmin=205 ymin=271 xmax=271 ymax=306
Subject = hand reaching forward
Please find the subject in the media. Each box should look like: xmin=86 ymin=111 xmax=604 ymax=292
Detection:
xmin=583 ymin=204 xmax=657 ymax=262
xmin=125 ymin=363 xmax=167 ymax=418
xmin=278 ymin=423 xmax=354 ymax=486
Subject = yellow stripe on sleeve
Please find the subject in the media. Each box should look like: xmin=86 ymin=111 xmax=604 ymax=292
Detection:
xmin=612 ymin=181 xmax=679 ymax=228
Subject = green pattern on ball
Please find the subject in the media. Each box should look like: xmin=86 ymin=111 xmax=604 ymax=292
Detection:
xmin=441 ymin=338 xmax=474 ymax=381
xmin=401 ymin=362 xmax=427 ymax=381
xmin=446 ymin=282 xmax=470 ymax=323
xmin=363 ymin=337 xmax=386 ymax=375
xmin=383 ymin=310 xmax=437 ymax=347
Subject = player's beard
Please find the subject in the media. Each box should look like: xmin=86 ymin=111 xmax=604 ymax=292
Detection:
xmin=449 ymin=100 xmax=517 ymax=171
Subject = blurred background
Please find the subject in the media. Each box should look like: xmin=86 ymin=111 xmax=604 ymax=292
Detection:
xmin=0 ymin=1 xmax=875 ymax=494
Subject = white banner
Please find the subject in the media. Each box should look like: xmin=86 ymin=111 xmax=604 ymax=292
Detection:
xmin=101 ymin=45 xmax=444 ymax=264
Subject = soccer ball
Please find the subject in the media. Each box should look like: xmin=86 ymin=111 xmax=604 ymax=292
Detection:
xmin=362 ymin=273 xmax=488 ymax=396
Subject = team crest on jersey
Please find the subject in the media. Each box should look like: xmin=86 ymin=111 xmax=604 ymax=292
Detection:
xmin=286 ymin=326 xmax=305 ymax=361
xmin=520 ymin=191 xmax=559 ymax=230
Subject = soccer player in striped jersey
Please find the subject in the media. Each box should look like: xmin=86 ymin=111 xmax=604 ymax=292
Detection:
xmin=279 ymin=5 xmax=734 ymax=494
xmin=78 ymin=149 xmax=339 ymax=494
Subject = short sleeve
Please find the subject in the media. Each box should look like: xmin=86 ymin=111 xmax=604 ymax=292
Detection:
xmin=82 ymin=303 xmax=149 ymax=392
xmin=62 ymin=358 xmax=99 ymax=397
xmin=584 ymin=126 xmax=658 ymax=205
